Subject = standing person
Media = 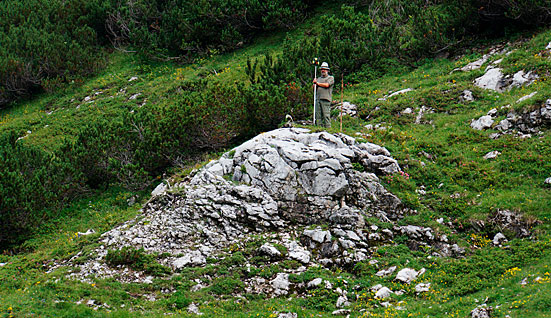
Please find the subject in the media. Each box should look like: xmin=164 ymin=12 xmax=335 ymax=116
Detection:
xmin=313 ymin=62 xmax=334 ymax=128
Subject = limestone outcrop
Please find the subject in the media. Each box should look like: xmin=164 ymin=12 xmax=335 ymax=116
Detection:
xmin=58 ymin=128 xmax=459 ymax=293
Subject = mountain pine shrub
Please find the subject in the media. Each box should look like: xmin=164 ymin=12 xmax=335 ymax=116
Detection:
xmin=0 ymin=0 xmax=107 ymax=107
xmin=0 ymin=132 xmax=84 ymax=247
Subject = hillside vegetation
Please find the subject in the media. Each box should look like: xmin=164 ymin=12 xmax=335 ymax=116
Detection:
xmin=1 ymin=0 xmax=551 ymax=317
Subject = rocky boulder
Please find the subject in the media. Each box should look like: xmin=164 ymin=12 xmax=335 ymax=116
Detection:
xmin=474 ymin=68 xmax=508 ymax=92
xmin=65 ymin=128 xmax=413 ymax=280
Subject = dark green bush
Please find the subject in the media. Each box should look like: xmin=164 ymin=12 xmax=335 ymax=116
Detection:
xmin=106 ymin=246 xmax=171 ymax=276
xmin=168 ymin=290 xmax=192 ymax=309
xmin=209 ymin=275 xmax=245 ymax=295
xmin=477 ymin=0 xmax=551 ymax=27
xmin=0 ymin=132 xmax=84 ymax=247
xmin=0 ymin=0 xmax=107 ymax=107
xmin=270 ymin=2 xmax=478 ymax=84
xmin=67 ymin=77 xmax=306 ymax=191
xmin=105 ymin=0 xmax=310 ymax=58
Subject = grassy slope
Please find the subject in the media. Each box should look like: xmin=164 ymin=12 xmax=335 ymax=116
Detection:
xmin=1 ymin=20 xmax=551 ymax=318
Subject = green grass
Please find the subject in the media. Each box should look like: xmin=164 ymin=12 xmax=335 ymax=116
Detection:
xmin=1 ymin=16 xmax=551 ymax=318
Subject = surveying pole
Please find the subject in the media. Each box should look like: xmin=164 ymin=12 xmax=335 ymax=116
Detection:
xmin=312 ymin=57 xmax=319 ymax=125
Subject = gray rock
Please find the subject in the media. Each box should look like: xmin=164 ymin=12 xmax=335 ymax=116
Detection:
xmin=395 ymin=225 xmax=434 ymax=240
xmin=545 ymin=177 xmax=551 ymax=184
xmin=459 ymin=90 xmax=475 ymax=102
xmin=483 ymin=151 xmax=501 ymax=160
xmin=547 ymin=42 xmax=551 ymax=50
xmin=471 ymin=115 xmax=494 ymax=130
xmin=402 ymin=108 xmax=413 ymax=115
xmin=173 ymin=251 xmax=206 ymax=269
xmin=510 ymin=70 xmax=538 ymax=88
xmin=496 ymin=119 xmax=511 ymax=131
xmin=459 ymin=55 xmax=489 ymax=71
xmin=336 ymin=295 xmax=350 ymax=308
xmin=376 ymin=266 xmax=397 ymax=277
xmin=287 ymin=241 xmax=311 ymax=264
xmin=339 ymin=102 xmax=357 ymax=117
xmin=471 ymin=305 xmax=492 ymax=318
xmin=387 ymin=88 xmax=413 ymax=99
xmin=307 ymin=278 xmax=323 ymax=288
xmin=516 ymin=91 xmax=537 ymax=103
xmin=395 ymin=268 xmax=425 ymax=284
xmin=474 ymin=68 xmax=506 ymax=92
xmin=375 ymin=287 xmax=393 ymax=299
xmin=371 ymin=284 xmax=383 ymax=292
xmin=415 ymin=283 xmax=431 ymax=293
xmin=67 ymin=128 xmax=410 ymax=285
xmin=520 ymin=277 xmax=528 ymax=285
xmin=277 ymin=313 xmax=297 ymax=318
xmin=259 ymin=243 xmax=282 ymax=257
xmin=77 ymin=229 xmax=96 ymax=237
xmin=188 ymin=303 xmax=203 ymax=316
xmin=332 ymin=309 xmax=351 ymax=316
xmin=271 ymin=273 xmax=290 ymax=296
xmin=493 ymin=233 xmax=507 ymax=245
xmin=151 ymin=183 xmax=167 ymax=197
xmin=489 ymin=209 xmax=532 ymax=238
xmin=303 ymin=228 xmax=332 ymax=244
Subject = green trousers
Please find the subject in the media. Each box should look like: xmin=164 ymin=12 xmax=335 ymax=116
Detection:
xmin=315 ymin=99 xmax=331 ymax=128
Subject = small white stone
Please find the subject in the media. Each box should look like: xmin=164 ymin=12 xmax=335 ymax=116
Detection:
xmin=395 ymin=268 xmax=422 ymax=284
xmin=371 ymin=284 xmax=383 ymax=291
xmin=129 ymin=93 xmax=142 ymax=100
xmin=487 ymin=108 xmax=498 ymax=116
xmin=517 ymin=91 xmax=537 ymax=103
xmin=375 ymin=287 xmax=393 ymax=299
xmin=483 ymin=151 xmax=501 ymax=160
xmin=471 ymin=115 xmax=494 ymax=130
xmin=415 ymin=283 xmax=431 ymax=293
xmin=493 ymin=233 xmax=507 ymax=245
xmin=188 ymin=303 xmax=203 ymax=315
xmin=307 ymin=278 xmax=323 ymax=288
xmin=388 ymin=88 xmax=413 ymax=98
xmin=271 ymin=273 xmax=290 ymax=295
xmin=259 ymin=243 xmax=282 ymax=257
xmin=336 ymin=295 xmax=350 ymax=308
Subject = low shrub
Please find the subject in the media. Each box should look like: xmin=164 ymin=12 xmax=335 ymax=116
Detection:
xmin=0 ymin=132 xmax=84 ymax=248
xmin=105 ymin=246 xmax=171 ymax=276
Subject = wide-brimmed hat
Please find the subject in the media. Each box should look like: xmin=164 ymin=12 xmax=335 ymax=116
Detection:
xmin=320 ymin=62 xmax=330 ymax=70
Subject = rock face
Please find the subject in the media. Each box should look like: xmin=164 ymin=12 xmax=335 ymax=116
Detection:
xmin=489 ymin=99 xmax=551 ymax=137
xmin=474 ymin=68 xmax=537 ymax=93
xmin=471 ymin=115 xmax=494 ymax=130
xmin=57 ymin=128 xmax=463 ymax=297
xmin=337 ymin=101 xmax=358 ymax=117
xmin=474 ymin=68 xmax=508 ymax=92
xmin=64 ymin=128 xmax=415 ymax=280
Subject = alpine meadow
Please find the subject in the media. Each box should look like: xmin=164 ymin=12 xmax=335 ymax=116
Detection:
xmin=1 ymin=1 xmax=551 ymax=317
